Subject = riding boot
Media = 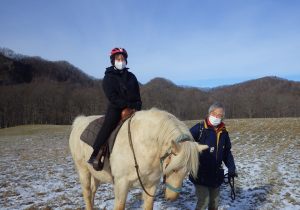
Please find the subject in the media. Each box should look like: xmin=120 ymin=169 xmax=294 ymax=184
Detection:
xmin=88 ymin=106 xmax=121 ymax=170
xmin=87 ymin=149 xmax=99 ymax=164
xmin=88 ymin=145 xmax=108 ymax=171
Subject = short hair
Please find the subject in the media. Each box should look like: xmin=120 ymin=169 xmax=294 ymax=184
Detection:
xmin=208 ymin=102 xmax=225 ymax=116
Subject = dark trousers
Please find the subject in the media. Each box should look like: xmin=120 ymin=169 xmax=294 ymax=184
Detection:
xmin=92 ymin=107 xmax=121 ymax=156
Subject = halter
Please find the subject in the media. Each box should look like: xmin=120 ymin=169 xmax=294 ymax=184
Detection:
xmin=160 ymin=134 xmax=190 ymax=193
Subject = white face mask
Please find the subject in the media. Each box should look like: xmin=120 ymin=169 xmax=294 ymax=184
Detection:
xmin=208 ymin=115 xmax=222 ymax=126
xmin=114 ymin=61 xmax=126 ymax=70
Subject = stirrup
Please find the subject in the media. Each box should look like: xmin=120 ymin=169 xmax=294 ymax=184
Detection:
xmin=92 ymin=155 xmax=105 ymax=171
xmin=92 ymin=144 xmax=108 ymax=171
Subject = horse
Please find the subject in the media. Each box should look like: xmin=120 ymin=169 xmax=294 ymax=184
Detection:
xmin=69 ymin=108 xmax=208 ymax=210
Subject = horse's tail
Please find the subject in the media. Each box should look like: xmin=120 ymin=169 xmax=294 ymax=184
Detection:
xmin=69 ymin=115 xmax=103 ymax=148
xmin=72 ymin=115 xmax=86 ymax=129
xmin=69 ymin=115 xmax=103 ymax=164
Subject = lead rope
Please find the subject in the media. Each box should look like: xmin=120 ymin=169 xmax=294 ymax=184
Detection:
xmin=198 ymin=121 xmax=204 ymax=141
xmin=224 ymin=173 xmax=236 ymax=201
xmin=127 ymin=114 xmax=155 ymax=197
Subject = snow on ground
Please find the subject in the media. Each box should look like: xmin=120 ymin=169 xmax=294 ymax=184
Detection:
xmin=0 ymin=118 xmax=299 ymax=210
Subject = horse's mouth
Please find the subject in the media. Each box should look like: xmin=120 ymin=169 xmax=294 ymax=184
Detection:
xmin=165 ymin=194 xmax=179 ymax=201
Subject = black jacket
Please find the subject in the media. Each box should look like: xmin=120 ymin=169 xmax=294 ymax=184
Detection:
xmin=189 ymin=119 xmax=236 ymax=188
xmin=103 ymin=66 xmax=142 ymax=111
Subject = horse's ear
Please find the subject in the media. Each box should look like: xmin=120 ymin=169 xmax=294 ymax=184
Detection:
xmin=195 ymin=143 xmax=209 ymax=153
xmin=171 ymin=140 xmax=181 ymax=154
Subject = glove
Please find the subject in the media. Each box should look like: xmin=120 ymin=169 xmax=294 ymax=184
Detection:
xmin=228 ymin=171 xmax=238 ymax=178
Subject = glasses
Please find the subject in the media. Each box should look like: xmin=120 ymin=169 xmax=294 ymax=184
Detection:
xmin=211 ymin=112 xmax=224 ymax=119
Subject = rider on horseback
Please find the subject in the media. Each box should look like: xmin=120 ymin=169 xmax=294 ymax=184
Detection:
xmin=88 ymin=48 xmax=142 ymax=167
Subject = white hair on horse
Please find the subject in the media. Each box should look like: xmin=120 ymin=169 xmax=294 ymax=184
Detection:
xmin=72 ymin=115 xmax=102 ymax=130
xmin=146 ymin=108 xmax=198 ymax=177
xmin=163 ymin=140 xmax=199 ymax=178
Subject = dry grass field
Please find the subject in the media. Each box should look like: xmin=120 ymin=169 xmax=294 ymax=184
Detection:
xmin=0 ymin=118 xmax=299 ymax=210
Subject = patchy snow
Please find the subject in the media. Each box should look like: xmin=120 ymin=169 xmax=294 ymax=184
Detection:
xmin=0 ymin=118 xmax=299 ymax=210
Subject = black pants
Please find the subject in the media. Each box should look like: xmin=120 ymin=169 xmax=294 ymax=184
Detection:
xmin=92 ymin=107 xmax=121 ymax=156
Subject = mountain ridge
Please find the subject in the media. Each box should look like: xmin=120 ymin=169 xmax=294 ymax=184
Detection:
xmin=1 ymin=48 xmax=299 ymax=128
xmin=1 ymin=47 xmax=298 ymax=89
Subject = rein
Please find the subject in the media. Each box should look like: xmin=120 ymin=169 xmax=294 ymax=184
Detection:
xmin=127 ymin=114 xmax=155 ymax=197
xmin=224 ymin=173 xmax=236 ymax=200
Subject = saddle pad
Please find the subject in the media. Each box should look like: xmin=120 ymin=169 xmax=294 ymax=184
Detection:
xmin=80 ymin=116 xmax=124 ymax=153
xmin=80 ymin=117 xmax=105 ymax=147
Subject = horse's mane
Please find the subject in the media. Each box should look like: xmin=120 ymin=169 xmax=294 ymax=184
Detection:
xmin=164 ymin=141 xmax=199 ymax=178
xmin=145 ymin=108 xmax=193 ymax=144
xmin=144 ymin=108 xmax=199 ymax=177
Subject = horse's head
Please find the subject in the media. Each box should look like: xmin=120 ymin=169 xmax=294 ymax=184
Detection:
xmin=161 ymin=140 xmax=208 ymax=201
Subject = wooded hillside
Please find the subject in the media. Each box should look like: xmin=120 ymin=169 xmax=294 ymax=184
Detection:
xmin=1 ymin=49 xmax=299 ymax=128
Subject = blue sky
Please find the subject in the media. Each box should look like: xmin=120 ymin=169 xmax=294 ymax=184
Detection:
xmin=1 ymin=0 xmax=300 ymax=87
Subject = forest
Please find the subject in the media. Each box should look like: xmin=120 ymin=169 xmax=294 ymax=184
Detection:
xmin=1 ymin=49 xmax=299 ymax=128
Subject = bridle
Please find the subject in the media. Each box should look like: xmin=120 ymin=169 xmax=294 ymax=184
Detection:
xmin=160 ymin=149 xmax=183 ymax=193
xmin=159 ymin=134 xmax=191 ymax=193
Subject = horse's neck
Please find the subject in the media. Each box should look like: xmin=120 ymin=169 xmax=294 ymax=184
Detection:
xmin=157 ymin=134 xmax=176 ymax=158
xmin=156 ymin=122 xmax=181 ymax=157
xmin=135 ymin=110 xmax=184 ymax=159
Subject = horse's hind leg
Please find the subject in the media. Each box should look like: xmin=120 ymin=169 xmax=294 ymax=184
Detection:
xmin=78 ymin=166 xmax=93 ymax=210
xmin=142 ymin=185 xmax=157 ymax=210
xmin=90 ymin=176 xmax=100 ymax=207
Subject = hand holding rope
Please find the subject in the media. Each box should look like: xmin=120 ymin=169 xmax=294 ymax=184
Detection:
xmin=224 ymin=172 xmax=237 ymax=201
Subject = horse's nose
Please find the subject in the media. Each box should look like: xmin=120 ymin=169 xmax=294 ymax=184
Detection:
xmin=165 ymin=195 xmax=178 ymax=201
xmin=165 ymin=195 xmax=171 ymax=201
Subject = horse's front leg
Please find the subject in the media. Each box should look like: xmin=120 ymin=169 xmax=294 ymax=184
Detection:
xmin=142 ymin=185 xmax=157 ymax=210
xmin=113 ymin=178 xmax=130 ymax=210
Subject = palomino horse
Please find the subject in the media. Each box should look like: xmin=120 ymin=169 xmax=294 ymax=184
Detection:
xmin=69 ymin=108 xmax=208 ymax=210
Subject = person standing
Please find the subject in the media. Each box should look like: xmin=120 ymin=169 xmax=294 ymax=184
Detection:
xmin=189 ymin=102 xmax=237 ymax=210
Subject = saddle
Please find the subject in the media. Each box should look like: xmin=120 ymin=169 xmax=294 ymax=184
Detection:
xmin=80 ymin=108 xmax=135 ymax=171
